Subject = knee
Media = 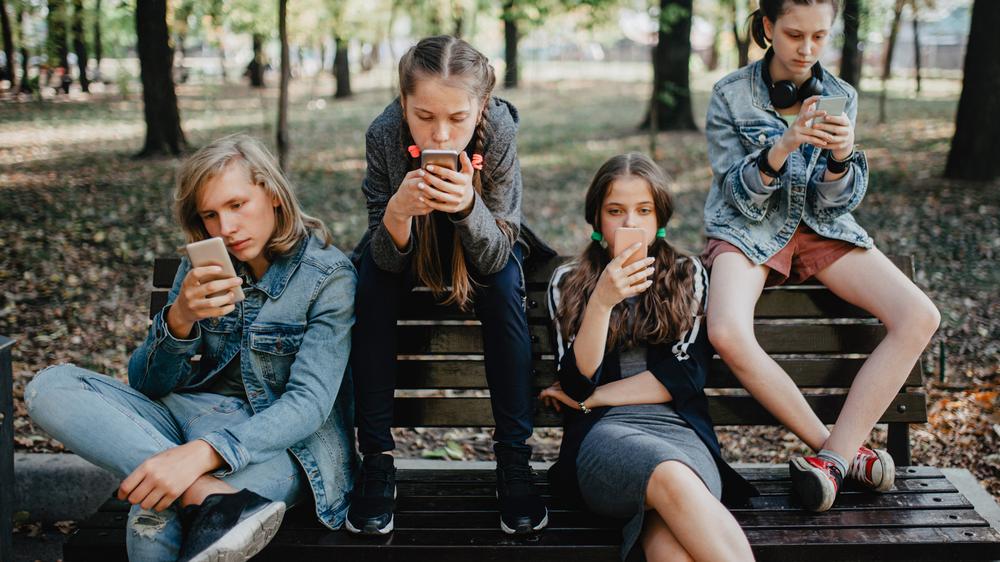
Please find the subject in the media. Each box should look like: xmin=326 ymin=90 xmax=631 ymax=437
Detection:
xmin=707 ymin=315 xmax=755 ymax=363
xmin=888 ymin=294 xmax=940 ymax=346
xmin=25 ymin=364 xmax=84 ymax=418
xmin=646 ymin=461 xmax=695 ymax=508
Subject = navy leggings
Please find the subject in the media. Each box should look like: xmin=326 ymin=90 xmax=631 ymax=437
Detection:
xmin=351 ymin=227 xmax=534 ymax=455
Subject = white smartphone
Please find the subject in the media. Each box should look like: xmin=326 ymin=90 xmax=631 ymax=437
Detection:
xmin=185 ymin=237 xmax=245 ymax=302
xmin=810 ymin=95 xmax=848 ymax=127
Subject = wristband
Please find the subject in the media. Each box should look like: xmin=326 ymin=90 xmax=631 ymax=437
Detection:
xmin=756 ymin=146 xmax=786 ymax=179
xmin=826 ymin=150 xmax=853 ymax=174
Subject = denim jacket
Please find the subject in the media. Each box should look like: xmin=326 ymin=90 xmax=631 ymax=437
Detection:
xmin=127 ymin=234 xmax=358 ymax=530
xmin=704 ymin=59 xmax=873 ymax=264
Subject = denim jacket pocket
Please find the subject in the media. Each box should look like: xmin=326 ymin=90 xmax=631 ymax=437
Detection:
xmin=735 ymin=120 xmax=783 ymax=153
xmin=249 ymin=323 xmax=306 ymax=386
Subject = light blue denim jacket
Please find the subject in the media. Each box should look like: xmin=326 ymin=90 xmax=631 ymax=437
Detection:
xmin=127 ymin=234 xmax=358 ymax=530
xmin=704 ymin=59 xmax=873 ymax=264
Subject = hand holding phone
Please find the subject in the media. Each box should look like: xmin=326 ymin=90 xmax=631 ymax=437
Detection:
xmin=420 ymin=149 xmax=460 ymax=173
xmin=613 ymin=228 xmax=647 ymax=268
xmin=807 ymin=95 xmax=847 ymax=128
xmin=185 ymin=237 xmax=245 ymax=302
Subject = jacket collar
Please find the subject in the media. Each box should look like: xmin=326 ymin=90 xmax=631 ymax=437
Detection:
xmin=235 ymin=236 xmax=309 ymax=299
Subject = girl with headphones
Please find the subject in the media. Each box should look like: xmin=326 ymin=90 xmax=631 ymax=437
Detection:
xmin=702 ymin=0 xmax=940 ymax=513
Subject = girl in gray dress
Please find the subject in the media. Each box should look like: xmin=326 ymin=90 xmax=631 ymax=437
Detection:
xmin=540 ymin=153 xmax=757 ymax=561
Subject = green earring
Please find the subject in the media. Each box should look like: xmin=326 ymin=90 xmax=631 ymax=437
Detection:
xmin=656 ymin=227 xmax=666 ymax=239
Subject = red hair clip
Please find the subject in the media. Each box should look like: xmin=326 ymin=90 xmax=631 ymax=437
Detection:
xmin=471 ymin=154 xmax=484 ymax=171
xmin=407 ymin=145 xmax=421 ymax=158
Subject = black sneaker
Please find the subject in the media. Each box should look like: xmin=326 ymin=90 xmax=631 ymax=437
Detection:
xmin=494 ymin=443 xmax=548 ymax=535
xmin=176 ymin=488 xmax=285 ymax=562
xmin=345 ymin=453 xmax=397 ymax=535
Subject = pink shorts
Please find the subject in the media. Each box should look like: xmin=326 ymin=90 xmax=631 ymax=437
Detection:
xmin=702 ymin=225 xmax=856 ymax=287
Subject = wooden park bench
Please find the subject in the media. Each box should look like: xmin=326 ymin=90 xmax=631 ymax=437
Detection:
xmin=62 ymin=253 xmax=1000 ymax=560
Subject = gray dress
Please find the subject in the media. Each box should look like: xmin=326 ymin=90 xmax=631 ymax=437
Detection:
xmin=575 ymin=340 xmax=722 ymax=561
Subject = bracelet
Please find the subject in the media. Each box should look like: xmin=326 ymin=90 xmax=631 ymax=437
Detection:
xmin=578 ymin=401 xmax=592 ymax=415
xmin=826 ymin=150 xmax=854 ymax=174
xmin=756 ymin=146 xmax=786 ymax=179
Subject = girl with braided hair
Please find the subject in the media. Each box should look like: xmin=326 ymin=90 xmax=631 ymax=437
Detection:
xmin=348 ymin=35 xmax=553 ymax=536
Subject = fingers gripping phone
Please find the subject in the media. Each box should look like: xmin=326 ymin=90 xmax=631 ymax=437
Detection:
xmin=420 ymin=149 xmax=460 ymax=172
xmin=809 ymin=95 xmax=848 ymax=127
xmin=613 ymin=228 xmax=647 ymax=269
xmin=185 ymin=237 xmax=245 ymax=302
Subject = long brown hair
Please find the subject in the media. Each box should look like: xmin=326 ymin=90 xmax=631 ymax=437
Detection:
xmin=556 ymin=153 xmax=697 ymax=349
xmin=749 ymin=0 xmax=840 ymax=48
xmin=398 ymin=35 xmax=512 ymax=310
xmin=174 ymin=133 xmax=332 ymax=259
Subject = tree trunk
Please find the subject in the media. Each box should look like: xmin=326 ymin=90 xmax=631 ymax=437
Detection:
xmin=878 ymin=1 xmax=903 ymax=124
xmin=16 ymin=5 xmax=29 ymax=94
xmin=730 ymin=5 xmax=749 ymax=68
xmin=911 ymin=4 xmax=921 ymax=94
xmin=840 ymin=0 xmax=862 ymax=87
xmin=0 ymin=0 xmax=13 ymax=83
xmin=333 ymin=34 xmax=351 ymax=98
xmin=94 ymin=0 xmax=103 ymax=81
xmin=502 ymin=0 xmax=518 ymax=89
xmin=136 ymin=0 xmax=186 ymax=157
xmin=642 ymin=0 xmax=696 ymax=131
xmin=945 ymin=0 xmax=1000 ymax=181
xmin=47 ymin=0 xmax=70 ymax=93
xmin=277 ymin=0 xmax=290 ymax=171
xmin=71 ymin=0 xmax=89 ymax=92
xmin=248 ymin=33 xmax=265 ymax=88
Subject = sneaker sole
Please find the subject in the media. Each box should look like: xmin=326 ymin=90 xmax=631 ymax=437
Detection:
xmin=188 ymin=501 xmax=286 ymax=562
xmin=499 ymin=509 xmax=549 ymax=535
xmin=344 ymin=486 xmax=396 ymax=536
xmin=871 ymin=449 xmax=896 ymax=492
xmin=789 ymin=458 xmax=837 ymax=512
xmin=495 ymin=490 xmax=549 ymax=535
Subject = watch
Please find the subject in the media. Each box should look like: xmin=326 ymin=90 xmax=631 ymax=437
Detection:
xmin=756 ymin=146 xmax=786 ymax=179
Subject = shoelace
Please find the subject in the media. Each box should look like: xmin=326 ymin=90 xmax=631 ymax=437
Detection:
xmin=358 ymin=465 xmax=393 ymax=496
xmin=847 ymin=450 xmax=874 ymax=482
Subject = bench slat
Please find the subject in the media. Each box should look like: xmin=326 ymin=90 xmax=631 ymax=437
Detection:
xmin=392 ymin=357 xmax=923 ymax=390
xmin=389 ymin=393 xmax=927 ymax=427
xmin=393 ymin=323 xmax=889 ymax=355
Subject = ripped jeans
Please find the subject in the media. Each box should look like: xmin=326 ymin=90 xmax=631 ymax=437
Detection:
xmin=25 ymin=364 xmax=308 ymax=561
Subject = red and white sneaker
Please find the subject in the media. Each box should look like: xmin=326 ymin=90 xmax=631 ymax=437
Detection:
xmin=789 ymin=456 xmax=844 ymax=512
xmin=848 ymin=446 xmax=895 ymax=492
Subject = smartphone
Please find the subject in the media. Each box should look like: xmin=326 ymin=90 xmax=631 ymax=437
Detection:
xmin=613 ymin=227 xmax=647 ymax=269
xmin=810 ymin=95 xmax=848 ymax=127
xmin=420 ymin=149 xmax=460 ymax=172
xmin=185 ymin=237 xmax=245 ymax=302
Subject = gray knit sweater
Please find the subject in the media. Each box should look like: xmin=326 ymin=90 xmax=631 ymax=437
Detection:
xmin=355 ymin=96 xmax=551 ymax=275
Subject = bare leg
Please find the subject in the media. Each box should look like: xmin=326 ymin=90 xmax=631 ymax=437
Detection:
xmin=644 ymin=461 xmax=754 ymax=561
xmin=641 ymin=510 xmax=693 ymax=562
xmin=814 ymin=248 xmax=940 ymax=460
xmin=708 ymin=252 xmax=830 ymax=451
xmin=179 ymin=475 xmax=237 ymax=507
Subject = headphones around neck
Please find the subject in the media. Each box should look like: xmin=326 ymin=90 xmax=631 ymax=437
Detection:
xmin=761 ymin=48 xmax=825 ymax=109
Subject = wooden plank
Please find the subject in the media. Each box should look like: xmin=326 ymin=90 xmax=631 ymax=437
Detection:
xmin=0 ymin=336 xmax=14 ymax=562
xmin=388 ymin=393 xmax=927 ymax=427
xmin=395 ymin=323 xmax=890 ymax=355
xmin=397 ymin=287 xmax=880 ymax=320
xmin=523 ymin=255 xmax=915 ymax=285
xmin=747 ymin=526 xmax=1000 ymax=561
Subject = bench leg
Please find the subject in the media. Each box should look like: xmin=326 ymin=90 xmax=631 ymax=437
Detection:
xmin=887 ymin=422 xmax=911 ymax=466
xmin=1 ymin=336 xmax=15 ymax=562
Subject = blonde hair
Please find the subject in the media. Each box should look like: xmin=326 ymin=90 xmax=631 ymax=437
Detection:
xmin=174 ymin=133 xmax=332 ymax=259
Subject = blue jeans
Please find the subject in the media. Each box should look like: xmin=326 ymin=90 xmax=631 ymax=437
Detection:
xmin=25 ymin=364 xmax=308 ymax=562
